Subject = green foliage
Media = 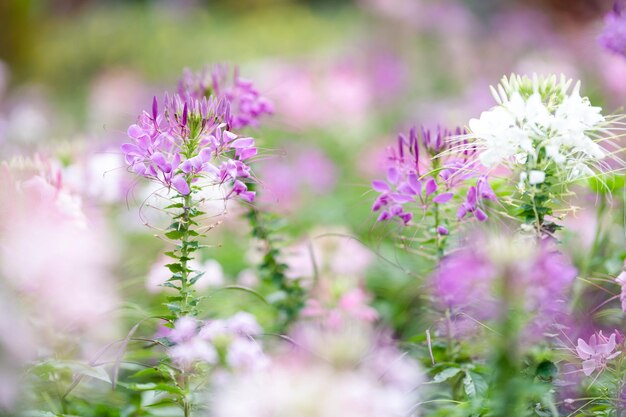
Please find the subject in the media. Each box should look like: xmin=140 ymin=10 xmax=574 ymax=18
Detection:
xmin=247 ymin=207 xmax=306 ymax=331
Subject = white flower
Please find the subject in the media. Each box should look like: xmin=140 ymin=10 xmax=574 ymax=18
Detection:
xmin=528 ymin=170 xmax=546 ymax=185
xmin=469 ymin=106 xmax=529 ymax=167
xmin=471 ymin=74 xmax=610 ymax=179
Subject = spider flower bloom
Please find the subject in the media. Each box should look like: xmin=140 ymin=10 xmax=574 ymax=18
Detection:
xmin=121 ymin=93 xmax=256 ymax=201
xmin=372 ymin=126 xmax=495 ymax=225
xmin=615 ymin=260 xmax=626 ymax=311
xmin=469 ymin=74 xmax=616 ymax=183
xmin=178 ymin=65 xmax=273 ymax=129
xmin=432 ymin=235 xmax=577 ymax=339
xmin=599 ymin=2 xmax=626 ymax=58
xmin=162 ymin=313 xmax=267 ymax=372
xmin=213 ymin=324 xmax=422 ymax=417
xmin=0 ymin=160 xmax=119 ymax=333
xmin=576 ymin=331 xmax=621 ymax=376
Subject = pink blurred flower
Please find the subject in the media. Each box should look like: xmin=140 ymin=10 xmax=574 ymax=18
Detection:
xmin=226 ymin=338 xmax=269 ymax=371
xmin=166 ymin=313 xmax=266 ymax=371
xmin=88 ymin=69 xmax=149 ymax=130
xmin=267 ymin=62 xmax=373 ymax=133
xmin=214 ymin=323 xmax=422 ymax=417
xmin=257 ymin=144 xmax=336 ymax=212
xmin=63 ymin=150 xmax=130 ymax=204
xmin=576 ymin=331 xmax=621 ymax=376
xmin=283 ymin=232 xmax=373 ymax=282
xmin=432 ymin=235 xmax=577 ymax=339
xmin=615 ymin=260 xmax=626 ymax=311
xmin=0 ymin=160 xmax=119 ymax=332
xmin=303 ymin=288 xmax=378 ymax=329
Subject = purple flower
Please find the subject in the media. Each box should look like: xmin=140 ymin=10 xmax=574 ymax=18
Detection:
xmin=457 ymin=176 xmax=496 ymax=222
xmin=121 ymin=93 xmax=258 ymax=202
xmin=599 ymin=2 xmax=626 ymax=57
xmin=576 ymin=331 xmax=621 ymax=376
xmin=432 ymin=237 xmax=577 ymax=340
xmin=372 ymin=126 xmax=482 ymax=226
xmin=179 ymin=65 xmax=273 ymax=129
xmin=166 ymin=313 xmax=266 ymax=371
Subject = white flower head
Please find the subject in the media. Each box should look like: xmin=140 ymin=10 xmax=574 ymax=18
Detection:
xmin=528 ymin=170 xmax=546 ymax=185
xmin=470 ymin=73 xmax=614 ymax=182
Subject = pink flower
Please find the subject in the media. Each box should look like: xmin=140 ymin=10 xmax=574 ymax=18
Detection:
xmin=169 ymin=317 xmax=198 ymax=344
xmin=166 ymin=313 xmax=266 ymax=372
xmin=338 ymin=288 xmax=379 ymax=322
xmin=0 ymin=163 xmax=118 ymax=332
xmin=226 ymin=312 xmax=262 ymax=337
xmin=615 ymin=260 xmax=626 ymax=312
xmin=576 ymin=331 xmax=621 ymax=376
xmin=226 ymin=338 xmax=269 ymax=371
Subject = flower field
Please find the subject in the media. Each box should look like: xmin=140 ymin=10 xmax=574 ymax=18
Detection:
xmin=2 ymin=0 xmax=626 ymax=416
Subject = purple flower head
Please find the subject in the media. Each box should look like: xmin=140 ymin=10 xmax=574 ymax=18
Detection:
xmin=121 ymin=92 xmax=258 ymax=201
xmin=166 ymin=312 xmax=266 ymax=371
xmin=432 ymin=236 xmax=576 ymax=340
xmin=457 ymin=178 xmax=496 ymax=222
xmin=179 ymin=65 xmax=273 ymax=129
xmin=576 ymin=331 xmax=621 ymax=376
xmin=599 ymin=2 xmax=626 ymax=57
xmin=372 ymin=126 xmax=482 ymax=227
xmin=421 ymin=125 xmax=465 ymax=156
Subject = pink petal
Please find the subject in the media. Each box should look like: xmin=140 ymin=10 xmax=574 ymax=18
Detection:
xmin=433 ymin=192 xmax=454 ymax=204
xmin=582 ymin=359 xmax=597 ymax=376
xmin=372 ymin=180 xmax=390 ymax=193
xmin=171 ymin=175 xmax=190 ymax=195
xmin=576 ymin=339 xmax=594 ymax=359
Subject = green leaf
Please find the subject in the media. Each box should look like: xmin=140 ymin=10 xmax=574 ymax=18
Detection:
xmin=165 ymin=263 xmax=183 ymax=273
xmin=463 ymin=372 xmax=476 ymax=398
xmin=164 ymin=303 xmax=181 ymax=313
xmin=189 ymin=272 xmax=205 ymax=285
xmin=431 ymin=367 xmax=462 ymax=383
xmin=162 ymin=282 xmax=181 ymax=290
xmin=165 ymin=230 xmax=183 ymax=240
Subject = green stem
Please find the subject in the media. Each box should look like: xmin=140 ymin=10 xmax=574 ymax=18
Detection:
xmin=492 ymin=268 xmax=523 ymax=417
xmin=179 ymin=190 xmax=194 ymax=317
xmin=572 ymin=194 xmax=607 ymax=309
xmin=431 ymin=159 xmax=444 ymax=259
xmin=433 ymin=202 xmax=444 ymax=259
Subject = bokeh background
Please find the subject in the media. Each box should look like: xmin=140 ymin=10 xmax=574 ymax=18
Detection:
xmin=0 ymin=0 xmax=623 ymax=336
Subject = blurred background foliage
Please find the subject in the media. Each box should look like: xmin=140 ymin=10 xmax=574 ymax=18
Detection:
xmin=0 ymin=0 xmax=622 ymax=337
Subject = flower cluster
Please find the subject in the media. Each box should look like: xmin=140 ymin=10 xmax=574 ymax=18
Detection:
xmin=576 ymin=331 xmax=622 ymax=376
xmin=178 ymin=65 xmax=273 ymax=130
xmin=599 ymin=2 xmax=626 ymax=58
xmin=159 ymin=312 xmax=267 ymax=371
xmin=615 ymin=260 xmax=626 ymax=311
xmin=213 ymin=324 xmax=422 ymax=417
xmin=281 ymin=231 xmax=377 ymax=328
xmin=470 ymin=74 xmax=609 ymax=184
xmin=432 ymin=235 xmax=577 ymax=338
xmin=372 ymin=126 xmax=495 ymax=225
xmin=302 ymin=287 xmax=378 ymax=328
xmin=0 ymin=159 xmax=118 ymax=332
xmin=121 ymin=94 xmax=256 ymax=201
